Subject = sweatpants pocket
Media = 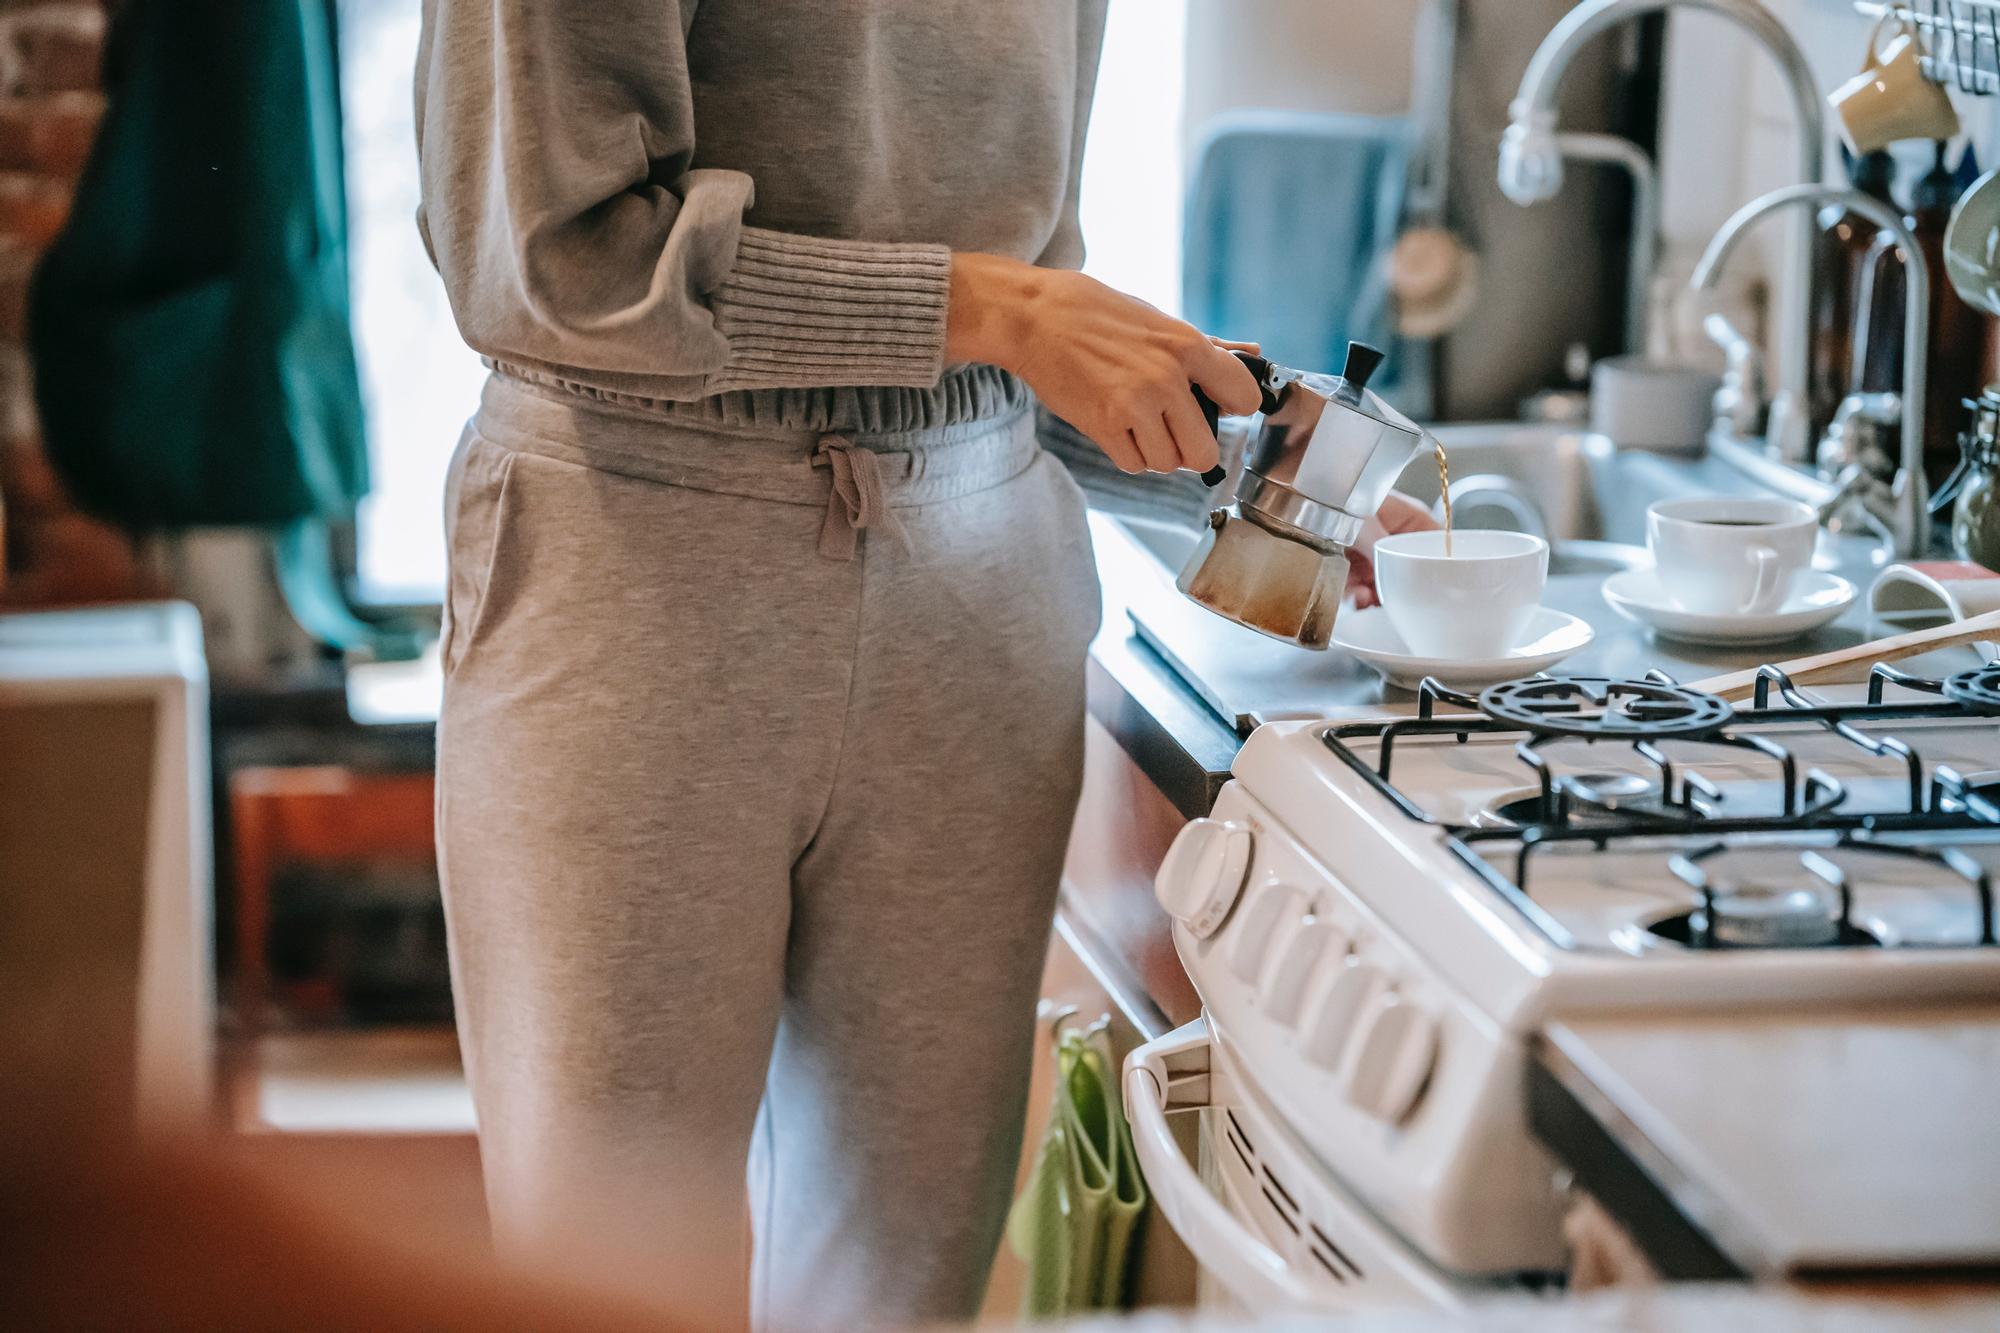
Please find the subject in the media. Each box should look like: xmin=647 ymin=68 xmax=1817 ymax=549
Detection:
xmin=441 ymin=432 xmax=519 ymax=679
xmin=1037 ymin=450 xmax=1106 ymax=653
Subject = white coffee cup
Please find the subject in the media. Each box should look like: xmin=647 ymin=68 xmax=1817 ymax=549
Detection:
xmin=1374 ymin=529 xmax=1549 ymax=659
xmin=1647 ymin=496 xmax=1817 ymax=616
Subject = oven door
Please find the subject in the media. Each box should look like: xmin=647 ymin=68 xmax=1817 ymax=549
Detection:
xmin=1125 ymin=1015 xmax=1469 ymax=1312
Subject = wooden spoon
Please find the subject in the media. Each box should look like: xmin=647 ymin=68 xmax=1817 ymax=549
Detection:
xmin=1686 ymin=608 xmax=2000 ymax=702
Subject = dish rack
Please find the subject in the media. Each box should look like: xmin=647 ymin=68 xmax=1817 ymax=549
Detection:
xmin=1857 ymin=1 xmax=2000 ymax=95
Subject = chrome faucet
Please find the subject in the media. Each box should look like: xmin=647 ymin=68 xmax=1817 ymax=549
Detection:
xmin=1693 ymin=184 xmax=1931 ymax=558
xmin=1500 ymin=0 xmax=1825 ymax=458
xmin=1550 ymin=131 xmax=1659 ymax=356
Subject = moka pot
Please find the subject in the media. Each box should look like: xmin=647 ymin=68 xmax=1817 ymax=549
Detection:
xmin=1179 ymin=342 xmax=1429 ymax=649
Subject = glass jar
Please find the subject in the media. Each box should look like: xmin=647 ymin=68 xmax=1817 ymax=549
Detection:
xmin=1940 ymin=388 xmax=2000 ymax=570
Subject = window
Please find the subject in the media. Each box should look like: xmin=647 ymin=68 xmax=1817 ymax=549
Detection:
xmin=1079 ymin=1 xmax=1188 ymax=317
xmin=339 ymin=0 xmax=1188 ymax=605
xmin=339 ymin=0 xmax=484 ymax=605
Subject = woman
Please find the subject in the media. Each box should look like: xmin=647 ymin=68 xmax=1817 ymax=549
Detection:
xmin=416 ymin=4 xmax=1408 ymax=1327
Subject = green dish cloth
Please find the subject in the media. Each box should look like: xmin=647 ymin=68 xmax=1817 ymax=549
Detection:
xmin=1005 ymin=1018 xmax=1149 ymax=1319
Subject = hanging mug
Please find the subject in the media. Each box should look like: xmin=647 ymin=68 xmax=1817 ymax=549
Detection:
xmin=1829 ymin=13 xmax=1960 ymax=155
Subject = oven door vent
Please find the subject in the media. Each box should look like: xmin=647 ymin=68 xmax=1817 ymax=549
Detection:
xmin=1310 ymin=1222 xmax=1366 ymax=1283
xmin=1221 ymin=1109 xmax=1368 ymax=1283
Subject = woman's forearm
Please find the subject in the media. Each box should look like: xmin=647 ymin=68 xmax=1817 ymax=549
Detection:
xmin=942 ymin=252 xmax=1259 ymax=475
xmin=944 ymin=253 xmax=1037 ymax=371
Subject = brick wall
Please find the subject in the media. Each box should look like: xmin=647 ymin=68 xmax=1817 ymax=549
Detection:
xmin=0 ymin=0 xmax=157 ymax=607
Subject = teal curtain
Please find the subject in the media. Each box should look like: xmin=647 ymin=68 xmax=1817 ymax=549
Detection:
xmin=28 ymin=0 xmax=369 ymax=528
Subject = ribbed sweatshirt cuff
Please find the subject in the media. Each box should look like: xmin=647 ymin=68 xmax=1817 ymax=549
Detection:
xmin=706 ymin=227 xmax=953 ymax=392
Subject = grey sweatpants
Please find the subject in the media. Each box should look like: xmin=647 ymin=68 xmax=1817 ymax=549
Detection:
xmin=435 ymin=370 xmax=1101 ymax=1331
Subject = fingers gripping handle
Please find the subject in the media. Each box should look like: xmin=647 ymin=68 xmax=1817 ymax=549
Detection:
xmin=1189 ymin=343 xmax=1385 ymax=486
xmin=1192 ymin=352 xmax=1278 ymax=487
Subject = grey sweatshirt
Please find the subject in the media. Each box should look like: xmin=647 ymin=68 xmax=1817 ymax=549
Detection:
xmin=414 ymin=1 xmax=1110 ymax=404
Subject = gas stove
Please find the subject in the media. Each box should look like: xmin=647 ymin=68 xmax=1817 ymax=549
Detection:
xmin=1328 ymin=667 xmax=2000 ymax=964
xmin=1128 ymin=662 xmax=2000 ymax=1311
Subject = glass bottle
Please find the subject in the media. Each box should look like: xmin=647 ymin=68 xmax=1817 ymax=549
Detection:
xmin=1810 ymin=148 xmax=1896 ymax=446
xmin=1858 ymin=143 xmax=1999 ymax=491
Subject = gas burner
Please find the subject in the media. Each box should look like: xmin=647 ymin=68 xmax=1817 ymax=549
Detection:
xmin=1647 ymin=907 xmax=1879 ymax=950
xmin=1488 ymin=772 xmax=1675 ymax=829
xmin=1944 ymin=663 xmax=2000 ymax=715
xmin=1663 ymin=846 xmax=1860 ymax=948
xmin=1478 ymin=677 xmax=1734 ymax=740
xmin=1567 ymin=771 xmax=1663 ymax=810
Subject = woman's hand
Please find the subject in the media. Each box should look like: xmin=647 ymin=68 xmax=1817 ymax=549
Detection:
xmin=1345 ymin=492 xmax=1439 ymax=609
xmin=945 ymin=253 xmax=1261 ymax=475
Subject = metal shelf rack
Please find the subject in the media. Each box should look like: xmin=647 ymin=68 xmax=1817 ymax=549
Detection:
xmin=1857 ymin=1 xmax=2000 ymax=95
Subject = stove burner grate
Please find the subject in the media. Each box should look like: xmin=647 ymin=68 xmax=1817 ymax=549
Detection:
xmin=1445 ymin=824 xmax=2000 ymax=952
xmin=1324 ymin=659 xmax=2000 ymax=950
xmin=1944 ymin=663 xmax=2000 ymax=715
xmin=1329 ymin=668 xmax=1948 ymax=834
xmin=1478 ymin=677 xmax=1735 ymax=740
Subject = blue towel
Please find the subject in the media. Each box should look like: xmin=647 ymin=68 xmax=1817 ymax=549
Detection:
xmin=1182 ymin=111 xmax=1410 ymax=388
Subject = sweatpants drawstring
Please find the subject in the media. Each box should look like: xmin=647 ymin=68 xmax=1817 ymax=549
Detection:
xmin=813 ymin=435 xmax=913 ymax=561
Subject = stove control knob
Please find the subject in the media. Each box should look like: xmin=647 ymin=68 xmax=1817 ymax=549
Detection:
xmin=1303 ymin=957 xmax=1383 ymax=1071
xmin=1341 ymin=993 xmax=1440 ymax=1124
xmin=1230 ymin=883 xmax=1309 ymax=982
xmin=1261 ymin=917 xmax=1347 ymax=1027
xmin=1154 ymin=818 xmax=1252 ymax=939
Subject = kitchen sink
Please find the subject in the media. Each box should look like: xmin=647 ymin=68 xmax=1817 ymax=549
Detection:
xmin=1400 ymin=422 xmax=1615 ymax=543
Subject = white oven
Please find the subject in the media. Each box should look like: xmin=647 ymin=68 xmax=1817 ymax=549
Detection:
xmin=1125 ymin=1010 xmax=1474 ymax=1312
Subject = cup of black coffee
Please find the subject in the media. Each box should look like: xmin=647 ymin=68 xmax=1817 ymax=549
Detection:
xmin=1647 ymin=497 xmax=1817 ymax=616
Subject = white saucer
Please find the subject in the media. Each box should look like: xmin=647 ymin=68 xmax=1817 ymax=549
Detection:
xmin=1332 ymin=606 xmax=1595 ymax=690
xmin=1601 ymin=567 xmax=1857 ymax=646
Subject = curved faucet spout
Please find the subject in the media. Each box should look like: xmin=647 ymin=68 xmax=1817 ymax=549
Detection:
xmin=1502 ymin=0 xmax=1823 ymax=207
xmin=1502 ymin=0 xmax=1825 ymax=463
xmin=1693 ymin=184 xmax=1931 ymax=557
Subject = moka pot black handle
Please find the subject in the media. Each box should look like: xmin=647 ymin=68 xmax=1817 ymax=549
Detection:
xmin=1190 ymin=352 xmax=1279 ymax=487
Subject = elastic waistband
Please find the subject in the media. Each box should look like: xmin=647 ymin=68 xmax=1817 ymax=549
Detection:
xmin=473 ymin=370 xmax=1042 ymax=508
xmin=484 ymin=358 xmax=1033 ymax=437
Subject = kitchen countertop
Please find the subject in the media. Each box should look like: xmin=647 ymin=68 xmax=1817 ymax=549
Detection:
xmin=1534 ymin=1005 xmax=2000 ymax=1278
xmin=1084 ymin=513 xmax=1246 ymax=822
xmin=1063 ymin=1286 xmax=2000 ymax=1330
xmin=1083 ymin=471 xmax=1985 ymax=819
